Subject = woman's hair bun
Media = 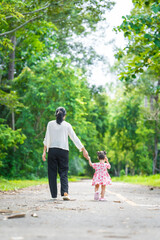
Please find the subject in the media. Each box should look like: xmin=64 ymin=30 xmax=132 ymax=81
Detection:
xmin=56 ymin=110 xmax=62 ymax=116
xmin=55 ymin=107 xmax=66 ymax=124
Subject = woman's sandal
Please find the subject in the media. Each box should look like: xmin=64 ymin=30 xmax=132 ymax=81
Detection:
xmin=63 ymin=192 xmax=70 ymax=201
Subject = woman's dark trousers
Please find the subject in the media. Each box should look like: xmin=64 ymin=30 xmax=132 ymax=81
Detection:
xmin=48 ymin=148 xmax=69 ymax=198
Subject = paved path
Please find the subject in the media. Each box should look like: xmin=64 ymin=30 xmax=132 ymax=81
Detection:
xmin=0 ymin=180 xmax=160 ymax=240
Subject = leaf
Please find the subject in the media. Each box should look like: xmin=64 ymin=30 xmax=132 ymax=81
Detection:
xmin=139 ymin=68 xmax=144 ymax=73
xmin=124 ymin=31 xmax=130 ymax=37
xmin=144 ymin=34 xmax=152 ymax=41
xmin=132 ymin=74 xmax=136 ymax=79
xmin=154 ymin=39 xmax=160 ymax=48
xmin=151 ymin=3 xmax=160 ymax=14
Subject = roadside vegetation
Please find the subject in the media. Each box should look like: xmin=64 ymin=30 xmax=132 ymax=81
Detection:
xmin=112 ymin=175 xmax=160 ymax=188
xmin=0 ymin=1 xmax=159 ymax=181
xmin=0 ymin=176 xmax=89 ymax=191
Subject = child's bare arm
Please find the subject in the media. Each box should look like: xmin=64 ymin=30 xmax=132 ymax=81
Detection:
xmin=105 ymin=156 xmax=111 ymax=169
xmin=105 ymin=156 xmax=109 ymax=164
xmin=88 ymin=157 xmax=93 ymax=167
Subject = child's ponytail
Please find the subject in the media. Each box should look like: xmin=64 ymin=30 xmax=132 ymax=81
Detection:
xmin=97 ymin=151 xmax=106 ymax=160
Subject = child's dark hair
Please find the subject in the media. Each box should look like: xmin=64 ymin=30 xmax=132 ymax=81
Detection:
xmin=97 ymin=151 xmax=106 ymax=160
xmin=55 ymin=107 xmax=66 ymax=124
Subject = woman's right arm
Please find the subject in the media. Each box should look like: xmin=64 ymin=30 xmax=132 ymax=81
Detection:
xmin=68 ymin=124 xmax=89 ymax=160
xmin=81 ymin=147 xmax=90 ymax=160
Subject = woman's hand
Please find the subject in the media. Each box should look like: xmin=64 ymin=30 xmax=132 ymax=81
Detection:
xmin=42 ymin=151 xmax=46 ymax=161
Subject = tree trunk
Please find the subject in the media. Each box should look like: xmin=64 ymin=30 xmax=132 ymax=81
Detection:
xmin=12 ymin=110 xmax=15 ymax=131
xmin=117 ymin=161 xmax=121 ymax=177
xmin=8 ymin=34 xmax=16 ymax=130
xmin=153 ymin=79 xmax=160 ymax=174
xmin=153 ymin=135 xmax=158 ymax=174
xmin=8 ymin=35 xmax=16 ymax=81
xmin=125 ymin=164 xmax=128 ymax=176
xmin=144 ymin=96 xmax=148 ymax=108
xmin=150 ymin=95 xmax=154 ymax=111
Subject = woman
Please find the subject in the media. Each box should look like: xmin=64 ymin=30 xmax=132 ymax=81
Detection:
xmin=42 ymin=107 xmax=89 ymax=200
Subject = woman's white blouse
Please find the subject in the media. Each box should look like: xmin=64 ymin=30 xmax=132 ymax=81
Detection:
xmin=43 ymin=120 xmax=84 ymax=152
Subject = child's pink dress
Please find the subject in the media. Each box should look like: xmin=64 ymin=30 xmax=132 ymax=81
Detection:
xmin=92 ymin=162 xmax=112 ymax=186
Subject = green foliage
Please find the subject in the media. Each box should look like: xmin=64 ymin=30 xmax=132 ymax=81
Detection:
xmin=0 ymin=118 xmax=26 ymax=163
xmin=115 ymin=1 xmax=160 ymax=82
xmin=105 ymin=87 xmax=154 ymax=176
xmin=120 ymin=169 xmax=125 ymax=177
xmin=0 ymin=0 xmax=114 ymax=179
xmin=1 ymin=0 xmax=159 ymax=180
xmin=69 ymin=157 xmax=87 ymax=176
xmin=113 ymin=0 xmax=160 ymax=175
xmin=0 ymin=0 xmax=115 ymax=60
xmin=0 ymin=57 xmax=109 ymax=178
xmin=0 ymin=89 xmax=24 ymax=110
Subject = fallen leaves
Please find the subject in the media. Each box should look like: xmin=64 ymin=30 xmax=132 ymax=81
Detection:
xmin=113 ymin=200 xmax=122 ymax=203
xmin=54 ymin=206 xmax=88 ymax=211
xmin=4 ymin=213 xmax=26 ymax=220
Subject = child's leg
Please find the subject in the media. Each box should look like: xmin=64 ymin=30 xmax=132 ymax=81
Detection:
xmin=101 ymin=185 xmax=106 ymax=198
xmin=94 ymin=184 xmax=100 ymax=200
xmin=95 ymin=184 xmax=99 ymax=192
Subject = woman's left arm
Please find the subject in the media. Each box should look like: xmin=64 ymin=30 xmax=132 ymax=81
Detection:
xmin=42 ymin=145 xmax=47 ymax=161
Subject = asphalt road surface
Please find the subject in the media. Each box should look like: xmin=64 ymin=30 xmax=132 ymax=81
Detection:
xmin=0 ymin=180 xmax=160 ymax=240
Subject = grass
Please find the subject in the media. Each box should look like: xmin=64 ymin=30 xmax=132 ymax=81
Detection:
xmin=112 ymin=174 xmax=160 ymax=187
xmin=0 ymin=178 xmax=48 ymax=191
xmin=0 ymin=176 xmax=89 ymax=191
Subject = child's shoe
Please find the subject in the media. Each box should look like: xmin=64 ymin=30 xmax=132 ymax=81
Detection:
xmin=99 ymin=197 xmax=106 ymax=201
xmin=94 ymin=191 xmax=99 ymax=200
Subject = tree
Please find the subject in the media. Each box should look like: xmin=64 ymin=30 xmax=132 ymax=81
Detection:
xmin=105 ymin=86 xmax=154 ymax=176
xmin=0 ymin=57 xmax=108 ymax=178
xmin=113 ymin=0 xmax=160 ymax=174
xmin=114 ymin=0 xmax=160 ymax=82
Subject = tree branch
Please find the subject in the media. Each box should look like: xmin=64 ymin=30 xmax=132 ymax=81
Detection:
xmin=5 ymin=3 xmax=51 ymax=19
xmin=0 ymin=15 xmax=43 ymax=37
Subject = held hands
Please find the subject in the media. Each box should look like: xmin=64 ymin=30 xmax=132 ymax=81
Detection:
xmin=81 ymin=147 xmax=90 ymax=160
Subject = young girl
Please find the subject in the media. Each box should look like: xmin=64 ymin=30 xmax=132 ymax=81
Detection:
xmin=88 ymin=151 xmax=111 ymax=201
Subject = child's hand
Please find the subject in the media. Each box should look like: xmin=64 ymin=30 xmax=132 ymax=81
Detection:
xmin=105 ymin=156 xmax=109 ymax=164
xmin=107 ymin=163 xmax=111 ymax=169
